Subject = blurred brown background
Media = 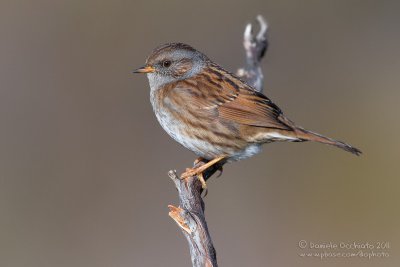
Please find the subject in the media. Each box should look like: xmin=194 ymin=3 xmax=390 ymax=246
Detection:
xmin=1 ymin=0 xmax=399 ymax=266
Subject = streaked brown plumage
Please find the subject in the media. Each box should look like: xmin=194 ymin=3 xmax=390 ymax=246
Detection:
xmin=134 ymin=43 xmax=361 ymax=180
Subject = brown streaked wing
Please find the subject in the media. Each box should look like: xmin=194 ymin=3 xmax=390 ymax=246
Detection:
xmin=218 ymin=88 xmax=292 ymax=130
xmin=165 ymin=66 xmax=293 ymax=130
xmin=163 ymin=73 xmax=238 ymax=114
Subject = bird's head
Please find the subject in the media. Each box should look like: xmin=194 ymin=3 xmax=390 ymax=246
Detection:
xmin=134 ymin=43 xmax=208 ymax=89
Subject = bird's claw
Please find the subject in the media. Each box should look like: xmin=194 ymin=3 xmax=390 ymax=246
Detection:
xmin=215 ymin=165 xmax=224 ymax=178
xmin=181 ymin=168 xmax=208 ymax=190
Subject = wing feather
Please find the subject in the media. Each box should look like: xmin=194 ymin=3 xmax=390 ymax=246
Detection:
xmin=164 ymin=65 xmax=292 ymax=130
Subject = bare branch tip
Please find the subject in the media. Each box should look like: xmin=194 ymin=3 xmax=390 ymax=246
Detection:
xmin=256 ymin=15 xmax=268 ymax=41
xmin=256 ymin=15 xmax=267 ymax=28
xmin=168 ymin=169 xmax=179 ymax=180
xmin=244 ymin=23 xmax=253 ymax=40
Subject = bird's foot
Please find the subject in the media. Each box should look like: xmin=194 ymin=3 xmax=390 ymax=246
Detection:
xmin=180 ymin=156 xmax=226 ymax=189
xmin=181 ymin=167 xmax=207 ymax=189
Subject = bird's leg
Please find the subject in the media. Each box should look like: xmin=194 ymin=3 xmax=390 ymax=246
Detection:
xmin=181 ymin=156 xmax=226 ymax=186
xmin=197 ymin=173 xmax=207 ymax=191
xmin=182 ymin=157 xmax=207 ymax=189
xmin=194 ymin=157 xmax=223 ymax=178
xmin=192 ymin=157 xmax=208 ymax=190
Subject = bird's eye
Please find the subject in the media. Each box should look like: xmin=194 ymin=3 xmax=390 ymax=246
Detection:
xmin=162 ymin=60 xmax=172 ymax=68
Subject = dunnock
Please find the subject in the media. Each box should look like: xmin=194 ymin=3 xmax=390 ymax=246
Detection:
xmin=134 ymin=43 xmax=361 ymax=186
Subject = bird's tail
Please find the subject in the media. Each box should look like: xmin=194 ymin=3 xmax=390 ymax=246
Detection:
xmin=294 ymin=128 xmax=362 ymax=156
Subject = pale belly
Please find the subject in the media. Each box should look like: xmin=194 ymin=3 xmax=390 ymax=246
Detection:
xmin=153 ymin=106 xmax=224 ymax=159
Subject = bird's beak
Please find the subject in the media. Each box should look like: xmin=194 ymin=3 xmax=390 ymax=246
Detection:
xmin=133 ymin=65 xmax=155 ymax=74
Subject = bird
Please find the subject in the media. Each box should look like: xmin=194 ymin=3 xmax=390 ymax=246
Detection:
xmin=134 ymin=43 xmax=361 ymax=188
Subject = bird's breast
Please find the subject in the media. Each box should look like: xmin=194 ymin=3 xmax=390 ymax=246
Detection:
xmin=149 ymin=86 xmax=260 ymax=161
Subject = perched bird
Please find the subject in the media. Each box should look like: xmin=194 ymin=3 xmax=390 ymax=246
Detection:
xmin=134 ymin=43 xmax=361 ymax=186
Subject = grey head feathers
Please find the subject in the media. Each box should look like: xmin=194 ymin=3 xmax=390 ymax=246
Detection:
xmin=145 ymin=43 xmax=208 ymax=90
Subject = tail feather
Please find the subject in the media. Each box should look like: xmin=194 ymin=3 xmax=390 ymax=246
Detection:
xmin=294 ymin=129 xmax=362 ymax=156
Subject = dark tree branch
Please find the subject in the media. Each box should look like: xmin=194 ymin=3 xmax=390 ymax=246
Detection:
xmin=168 ymin=15 xmax=269 ymax=267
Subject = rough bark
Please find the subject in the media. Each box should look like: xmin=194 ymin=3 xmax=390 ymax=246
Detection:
xmin=168 ymin=15 xmax=269 ymax=267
